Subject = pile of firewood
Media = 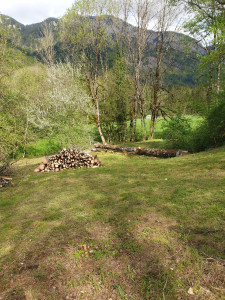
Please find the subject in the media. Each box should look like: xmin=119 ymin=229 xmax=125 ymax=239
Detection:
xmin=0 ymin=176 xmax=12 ymax=188
xmin=34 ymin=149 xmax=101 ymax=173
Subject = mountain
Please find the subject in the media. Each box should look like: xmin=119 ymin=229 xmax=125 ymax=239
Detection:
xmin=0 ymin=14 xmax=59 ymax=48
xmin=0 ymin=14 xmax=204 ymax=86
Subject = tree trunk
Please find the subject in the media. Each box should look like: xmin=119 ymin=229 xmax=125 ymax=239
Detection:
xmin=130 ymin=115 xmax=134 ymax=142
xmin=150 ymin=64 xmax=160 ymax=139
xmin=133 ymin=97 xmax=137 ymax=141
xmin=216 ymin=63 xmax=221 ymax=95
xmin=206 ymin=65 xmax=213 ymax=111
xmin=149 ymin=28 xmax=163 ymax=140
xmin=149 ymin=109 xmax=157 ymax=139
xmin=23 ymin=112 xmax=29 ymax=158
xmin=131 ymin=64 xmax=141 ymax=142
xmin=95 ymin=98 xmax=106 ymax=145
xmin=94 ymin=143 xmax=190 ymax=157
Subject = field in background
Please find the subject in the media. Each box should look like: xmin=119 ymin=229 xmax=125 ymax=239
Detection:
xmin=133 ymin=115 xmax=203 ymax=140
xmin=17 ymin=116 xmax=204 ymax=158
xmin=0 ymin=146 xmax=224 ymax=299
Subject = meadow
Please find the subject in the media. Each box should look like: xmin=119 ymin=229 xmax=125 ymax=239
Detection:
xmin=0 ymin=144 xmax=224 ymax=299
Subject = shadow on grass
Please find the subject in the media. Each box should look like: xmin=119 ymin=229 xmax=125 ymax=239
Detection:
xmin=1 ymin=149 xmax=224 ymax=299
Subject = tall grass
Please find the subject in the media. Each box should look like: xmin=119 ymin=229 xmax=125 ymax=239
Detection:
xmin=131 ymin=116 xmax=203 ymax=141
xmin=17 ymin=138 xmax=60 ymax=158
xmin=18 ymin=116 xmax=204 ymax=158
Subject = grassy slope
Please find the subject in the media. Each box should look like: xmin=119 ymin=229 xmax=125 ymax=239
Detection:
xmin=0 ymin=146 xmax=224 ymax=299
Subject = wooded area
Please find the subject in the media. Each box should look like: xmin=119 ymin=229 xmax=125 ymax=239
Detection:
xmin=0 ymin=0 xmax=224 ymax=298
xmin=0 ymin=0 xmax=224 ymax=170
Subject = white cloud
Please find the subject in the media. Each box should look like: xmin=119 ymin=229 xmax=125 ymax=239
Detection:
xmin=0 ymin=0 xmax=75 ymax=24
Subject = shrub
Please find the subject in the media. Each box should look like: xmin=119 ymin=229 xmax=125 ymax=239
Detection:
xmin=192 ymin=95 xmax=225 ymax=151
xmin=161 ymin=116 xmax=192 ymax=149
xmin=161 ymin=96 xmax=225 ymax=152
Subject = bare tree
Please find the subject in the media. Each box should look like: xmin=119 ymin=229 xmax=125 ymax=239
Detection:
xmin=149 ymin=0 xmax=182 ymax=138
xmin=114 ymin=0 xmax=154 ymax=141
xmin=38 ymin=21 xmax=55 ymax=66
xmin=130 ymin=0 xmax=154 ymax=141
xmin=114 ymin=0 xmax=184 ymax=140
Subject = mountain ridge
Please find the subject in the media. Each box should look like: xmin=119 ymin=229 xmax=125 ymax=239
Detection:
xmin=0 ymin=14 xmax=203 ymax=86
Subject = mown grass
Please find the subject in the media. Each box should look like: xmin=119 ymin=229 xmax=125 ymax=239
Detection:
xmin=0 ymin=146 xmax=224 ymax=299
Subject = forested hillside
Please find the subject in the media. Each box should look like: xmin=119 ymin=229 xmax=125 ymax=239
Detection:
xmin=1 ymin=13 xmax=204 ymax=87
xmin=0 ymin=0 xmax=224 ymax=165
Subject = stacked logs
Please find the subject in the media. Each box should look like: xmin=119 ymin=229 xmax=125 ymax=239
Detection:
xmin=0 ymin=176 xmax=12 ymax=188
xmin=34 ymin=149 xmax=101 ymax=173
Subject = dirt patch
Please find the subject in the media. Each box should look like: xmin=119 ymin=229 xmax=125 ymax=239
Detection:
xmin=87 ymin=221 xmax=114 ymax=242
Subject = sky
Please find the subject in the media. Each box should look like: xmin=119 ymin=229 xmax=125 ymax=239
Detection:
xmin=0 ymin=0 xmax=75 ymax=25
xmin=0 ymin=0 xmax=188 ymax=35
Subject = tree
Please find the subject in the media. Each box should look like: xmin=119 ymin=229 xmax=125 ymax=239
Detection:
xmin=129 ymin=0 xmax=153 ymax=141
xmin=148 ymin=0 xmax=183 ymax=138
xmin=60 ymin=0 xmax=115 ymax=144
xmin=0 ymin=91 xmax=25 ymax=164
xmin=100 ymin=46 xmax=132 ymax=142
xmin=114 ymin=0 xmax=155 ymax=140
xmin=10 ymin=65 xmax=49 ymax=157
xmin=37 ymin=21 xmax=55 ymax=66
xmin=113 ymin=48 xmax=130 ymax=141
xmin=176 ymin=0 xmax=225 ymax=108
xmin=0 ymin=16 xmax=25 ymax=167
xmin=0 ymin=15 xmax=22 ymax=95
xmin=10 ymin=63 xmax=92 ymax=152
xmin=114 ymin=0 xmax=183 ymax=140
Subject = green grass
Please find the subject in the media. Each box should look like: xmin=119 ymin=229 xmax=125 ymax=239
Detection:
xmin=17 ymin=137 xmax=61 ymax=158
xmin=18 ymin=116 xmax=203 ymax=158
xmin=121 ymin=116 xmax=203 ymax=149
xmin=0 ymin=145 xmax=224 ymax=299
xmin=133 ymin=115 xmax=203 ymax=140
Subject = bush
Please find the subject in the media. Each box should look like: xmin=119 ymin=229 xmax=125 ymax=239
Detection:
xmin=161 ymin=96 xmax=225 ymax=152
xmin=161 ymin=116 xmax=192 ymax=149
xmin=192 ymin=96 xmax=225 ymax=151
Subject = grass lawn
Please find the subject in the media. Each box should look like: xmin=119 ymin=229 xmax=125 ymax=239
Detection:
xmin=0 ymin=146 xmax=224 ymax=299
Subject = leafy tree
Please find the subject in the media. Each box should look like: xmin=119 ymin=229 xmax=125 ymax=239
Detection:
xmin=161 ymin=115 xmax=192 ymax=149
xmin=111 ymin=47 xmax=129 ymax=141
xmin=47 ymin=63 xmax=93 ymax=148
xmin=100 ymin=47 xmax=132 ymax=142
xmin=192 ymin=94 xmax=225 ymax=151
xmin=0 ymin=17 xmax=25 ymax=167
xmin=10 ymin=65 xmax=49 ymax=156
xmin=0 ymin=91 xmax=25 ymax=164
xmin=176 ymin=0 xmax=225 ymax=108
xmin=0 ymin=15 xmax=23 ymax=94
xmin=60 ymin=0 xmax=115 ymax=144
